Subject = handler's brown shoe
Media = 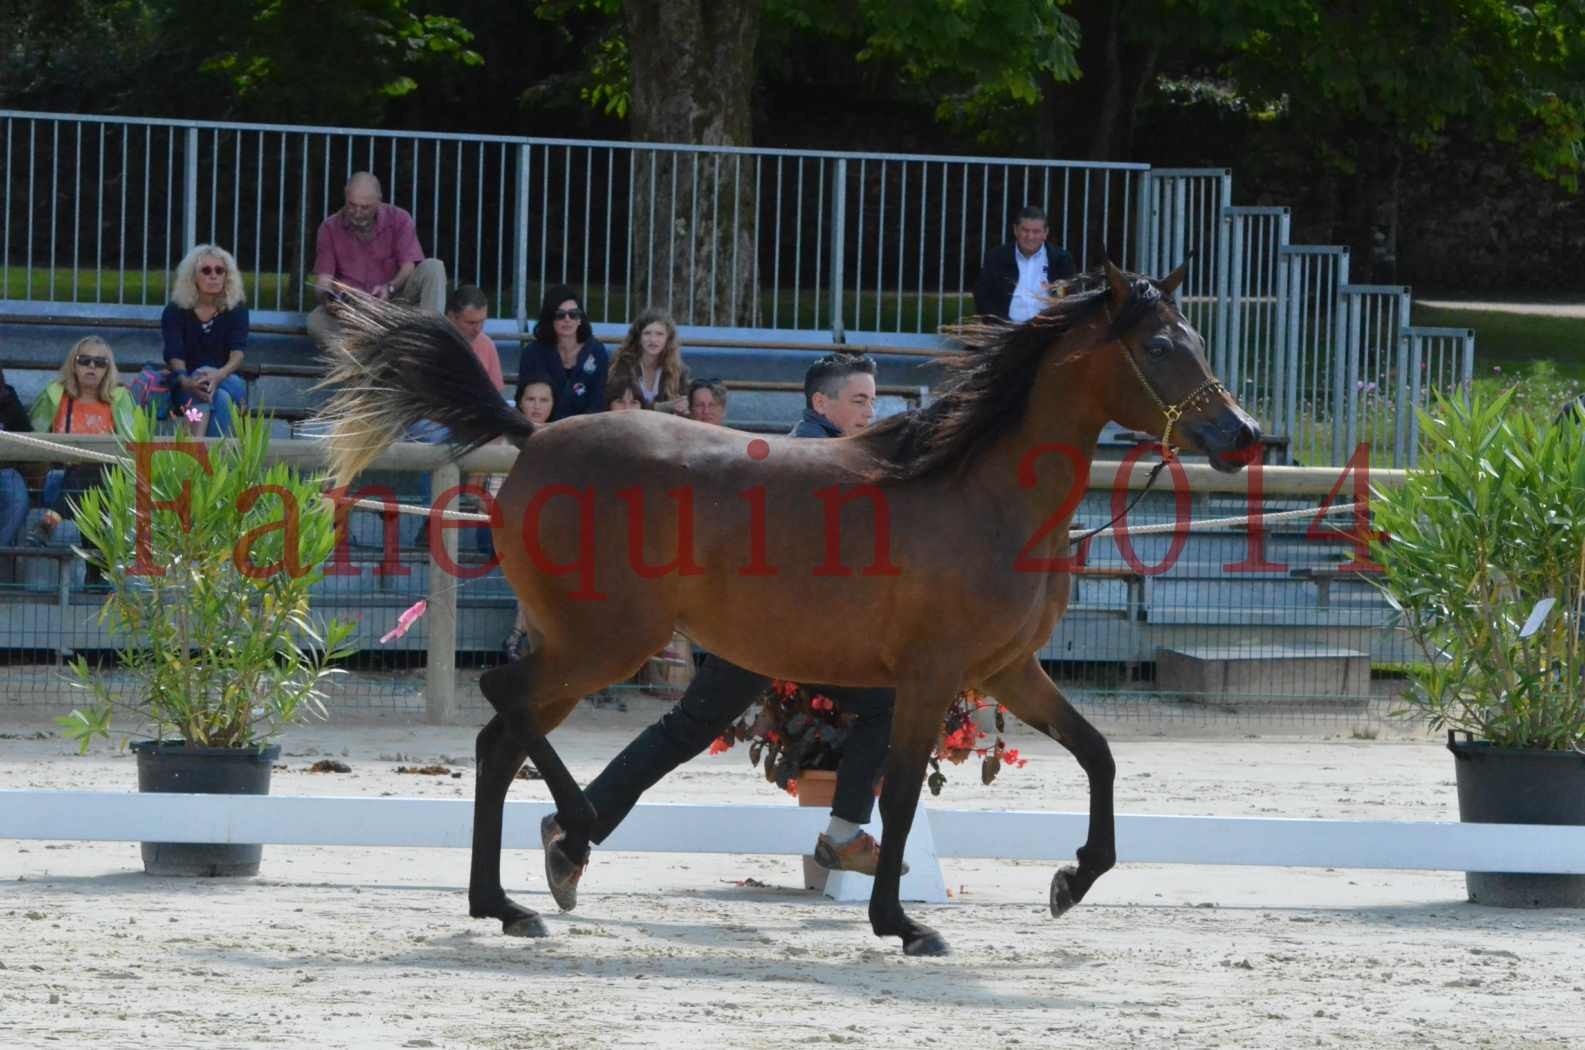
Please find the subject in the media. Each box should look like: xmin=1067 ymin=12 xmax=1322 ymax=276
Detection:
xmin=541 ymin=814 xmax=585 ymax=912
xmin=813 ymin=831 xmax=909 ymax=877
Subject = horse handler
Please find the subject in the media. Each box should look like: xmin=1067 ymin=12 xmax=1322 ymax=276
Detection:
xmin=540 ymin=353 xmax=904 ymax=910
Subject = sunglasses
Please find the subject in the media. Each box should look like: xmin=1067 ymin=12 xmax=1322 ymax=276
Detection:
xmin=75 ymin=355 xmax=109 ymax=368
xmin=197 ymin=265 xmax=226 ymax=277
xmin=553 ymin=308 xmax=583 ymax=321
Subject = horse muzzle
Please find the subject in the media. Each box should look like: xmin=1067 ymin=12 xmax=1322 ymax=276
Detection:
xmin=1187 ymin=407 xmax=1261 ymax=473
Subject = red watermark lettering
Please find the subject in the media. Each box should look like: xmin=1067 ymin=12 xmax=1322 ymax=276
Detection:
xmin=1111 ymin=441 xmax=1192 ymax=576
xmin=429 ymin=482 xmax=502 ymax=581
xmin=1221 ymin=455 xmax=1287 ymax=574
xmin=1012 ymin=442 xmax=1090 ymax=573
xmin=813 ymin=484 xmax=902 ymax=577
xmin=736 ymin=485 xmax=778 ymax=577
xmin=520 ymin=484 xmax=605 ymax=600
xmin=322 ymin=483 xmax=410 ymax=578
xmin=233 ymin=484 xmax=309 ymax=580
xmin=130 ymin=440 xmax=211 ymax=576
xmin=1306 ymin=442 xmax=1385 ymax=572
xmin=617 ymin=486 xmax=704 ymax=579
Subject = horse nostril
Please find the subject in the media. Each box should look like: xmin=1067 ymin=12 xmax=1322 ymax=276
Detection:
xmin=1236 ymin=421 xmax=1260 ymax=449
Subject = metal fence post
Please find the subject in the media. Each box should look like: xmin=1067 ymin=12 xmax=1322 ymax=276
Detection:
xmin=425 ymin=460 xmax=459 ymax=724
xmin=830 ymin=157 xmax=847 ymax=341
xmin=514 ymin=143 xmax=531 ymax=330
xmin=1331 ymin=250 xmax=1351 ymax=466
xmin=1134 ymin=170 xmax=1154 ymax=276
xmin=182 ymin=126 xmax=199 ymax=259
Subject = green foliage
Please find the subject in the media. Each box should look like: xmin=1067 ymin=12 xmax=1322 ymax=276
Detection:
xmin=171 ymin=0 xmax=481 ymax=122
xmin=57 ymin=408 xmax=357 ymax=752
xmin=1201 ymin=0 xmax=1585 ymax=187
xmin=1368 ymin=389 xmax=1585 ymax=749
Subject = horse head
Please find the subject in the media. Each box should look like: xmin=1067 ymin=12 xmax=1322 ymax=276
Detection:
xmin=1100 ymin=259 xmax=1260 ymax=473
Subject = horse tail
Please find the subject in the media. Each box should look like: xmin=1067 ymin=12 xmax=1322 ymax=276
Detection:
xmin=313 ymin=292 xmax=534 ymax=489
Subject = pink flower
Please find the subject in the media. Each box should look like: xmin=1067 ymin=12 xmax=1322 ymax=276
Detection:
xmin=183 ymin=405 xmax=205 ymax=423
xmin=379 ymin=599 xmax=428 ymax=643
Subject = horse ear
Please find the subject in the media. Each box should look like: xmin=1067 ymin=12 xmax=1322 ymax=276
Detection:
xmin=1155 ymin=261 xmax=1189 ymax=297
xmin=1103 ymin=258 xmax=1130 ymax=305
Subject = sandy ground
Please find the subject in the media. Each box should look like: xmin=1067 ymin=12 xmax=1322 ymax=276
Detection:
xmin=2 ymin=702 xmax=1583 ymax=1050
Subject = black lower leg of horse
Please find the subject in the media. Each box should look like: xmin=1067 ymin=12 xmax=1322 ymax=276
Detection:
xmin=867 ymin=686 xmax=953 ymax=957
xmin=987 ymin=655 xmax=1116 ymax=917
xmin=467 ymin=714 xmax=547 ymax=936
xmin=478 ymin=660 xmax=598 ymax=859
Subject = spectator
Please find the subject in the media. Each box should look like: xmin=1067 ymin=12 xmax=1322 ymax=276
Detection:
xmin=794 ymin=353 xmax=876 ymax=437
xmin=515 ymin=372 xmax=556 ymax=428
xmin=163 ymin=243 xmax=248 ymax=437
xmin=972 ymin=204 xmax=1077 ymax=323
xmin=445 ymin=284 xmax=504 ymax=394
xmin=516 ymin=286 xmax=608 ymax=421
xmin=687 ymin=379 xmax=729 ymax=426
xmin=502 ymin=369 xmax=557 ymax=661
xmin=607 ymin=309 xmax=690 ymax=413
xmin=0 ymin=369 xmax=33 ymax=549
xmin=539 ymin=353 xmax=898 ymax=911
xmin=307 ymin=172 xmax=447 ymax=348
xmin=28 ymin=337 xmax=134 ymax=546
xmin=607 ymin=378 xmax=645 ymax=412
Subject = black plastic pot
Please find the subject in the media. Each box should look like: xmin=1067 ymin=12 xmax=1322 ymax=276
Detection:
xmin=131 ymin=739 xmax=280 ymax=877
xmin=1448 ymin=732 xmax=1585 ymax=908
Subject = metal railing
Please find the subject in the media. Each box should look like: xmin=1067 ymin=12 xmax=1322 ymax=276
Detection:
xmin=0 ymin=111 xmax=1477 ymax=469
xmin=1 ymin=110 xmax=1147 ymax=335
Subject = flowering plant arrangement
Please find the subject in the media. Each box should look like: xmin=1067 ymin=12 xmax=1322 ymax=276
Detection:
xmin=710 ymin=681 xmax=1027 ymax=797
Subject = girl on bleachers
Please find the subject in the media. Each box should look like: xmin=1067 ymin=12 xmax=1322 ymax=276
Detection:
xmin=27 ymin=336 xmax=135 ymax=545
xmin=607 ymin=308 xmax=690 ymax=414
xmin=163 ymin=244 xmax=249 ymax=437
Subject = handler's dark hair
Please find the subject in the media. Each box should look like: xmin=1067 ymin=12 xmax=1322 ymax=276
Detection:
xmin=803 ymin=353 xmax=877 ymax=408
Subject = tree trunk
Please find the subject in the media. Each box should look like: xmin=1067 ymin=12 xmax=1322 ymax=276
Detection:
xmin=623 ymin=0 xmax=761 ymax=326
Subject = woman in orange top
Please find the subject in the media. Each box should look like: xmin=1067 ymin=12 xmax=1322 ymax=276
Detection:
xmin=27 ymin=336 xmax=135 ymax=545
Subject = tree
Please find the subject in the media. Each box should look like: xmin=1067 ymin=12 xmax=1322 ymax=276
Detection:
xmin=539 ymin=0 xmax=1082 ymax=324
xmin=1133 ymin=0 xmax=1580 ymax=279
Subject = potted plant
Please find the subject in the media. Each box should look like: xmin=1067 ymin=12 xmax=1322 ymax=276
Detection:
xmin=712 ymin=682 xmax=1028 ymax=804
xmin=57 ymin=407 xmax=356 ymax=877
xmin=1370 ymin=388 xmax=1585 ymax=907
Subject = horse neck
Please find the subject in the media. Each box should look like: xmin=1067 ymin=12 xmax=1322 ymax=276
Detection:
xmin=982 ymin=321 xmax=1111 ymax=517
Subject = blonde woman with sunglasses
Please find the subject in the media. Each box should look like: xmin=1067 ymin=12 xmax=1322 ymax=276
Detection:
xmin=27 ymin=336 xmax=134 ymax=545
xmin=165 ymin=244 xmax=249 ymax=437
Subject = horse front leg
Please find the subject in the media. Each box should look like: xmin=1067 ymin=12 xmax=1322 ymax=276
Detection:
xmin=985 ymin=654 xmax=1116 ymax=917
xmin=868 ymin=667 xmax=956 ymax=956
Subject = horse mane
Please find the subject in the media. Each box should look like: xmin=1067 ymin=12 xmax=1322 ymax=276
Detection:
xmin=860 ymin=272 xmax=1165 ymax=484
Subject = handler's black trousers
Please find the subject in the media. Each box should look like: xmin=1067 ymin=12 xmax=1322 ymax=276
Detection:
xmin=584 ymin=653 xmax=893 ymax=843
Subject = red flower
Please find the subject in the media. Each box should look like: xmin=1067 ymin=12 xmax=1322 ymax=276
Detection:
xmin=772 ymin=680 xmax=799 ymax=699
xmin=708 ymin=736 xmax=733 ymax=756
xmin=785 ymin=778 xmax=798 ymax=798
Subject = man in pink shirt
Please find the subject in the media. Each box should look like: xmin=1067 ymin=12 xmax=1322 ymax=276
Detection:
xmin=308 ymin=171 xmax=447 ymax=347
xmin=444 ymin=285 xmax=504 ymax=393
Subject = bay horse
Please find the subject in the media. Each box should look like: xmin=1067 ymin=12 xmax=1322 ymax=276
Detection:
xmin=317 ymin=260 xmax=1259 ymax=957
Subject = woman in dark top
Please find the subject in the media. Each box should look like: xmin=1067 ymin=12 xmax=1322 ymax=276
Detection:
xmin=162 ymin=243 xmax=249 ymax=436
xmin=515 ymin=285 xmax=608 ymax=421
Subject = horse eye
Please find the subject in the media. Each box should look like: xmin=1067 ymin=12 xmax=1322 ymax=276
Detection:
xmin=1147 ymin=336 xmax=1173 ymax=356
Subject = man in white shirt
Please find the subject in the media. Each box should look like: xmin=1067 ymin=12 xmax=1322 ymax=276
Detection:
xmin=972 ymin=205 xmax=1078 ymax=322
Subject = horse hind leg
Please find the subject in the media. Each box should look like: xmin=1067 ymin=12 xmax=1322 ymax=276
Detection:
xmin=984 ymin=654 xmax=1116 ymax=919
xmin=467 ymin=713 xmax=548 ymax=937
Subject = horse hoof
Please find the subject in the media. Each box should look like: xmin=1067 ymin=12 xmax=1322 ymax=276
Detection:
xmin=503 ymin=913 xmax=549 ymax=938
xmin=1050 ymin=866 xmax=1078 ymax=918
xmin=903 ymin=929 xmax=951 ymax=957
